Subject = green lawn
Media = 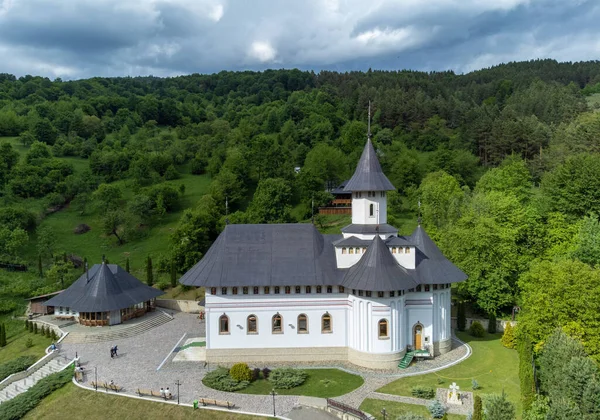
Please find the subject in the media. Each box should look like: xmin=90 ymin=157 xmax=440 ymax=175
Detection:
xmin=24 ymin=383 xmax=267 ymax=420
xmin=360 ymin=398 xmax=465 ymax=420
xmin=377 ymin=332 xmax=521 ymax=416
xmin=236 ymin=368 xmax=364 ymax=398
xmin=0 ymin=321 xmax=53 ymax=364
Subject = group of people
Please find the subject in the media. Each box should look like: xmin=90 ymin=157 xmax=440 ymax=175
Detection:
xmin=160 ymin=387 xmax=172 ymax=399
xmin=110 ymin=345 xmax=118 ymax=358
xmin=74 ymin=361 xmax=85 ymax=382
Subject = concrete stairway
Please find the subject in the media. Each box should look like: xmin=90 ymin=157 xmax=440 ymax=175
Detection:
xmin=62 ymin=311 xmax=173 ymax=344
xmin=0 ymin=357 xmax=70 ymax=403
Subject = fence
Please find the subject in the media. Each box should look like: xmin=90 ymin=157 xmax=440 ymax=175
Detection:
xmin=326 ymin=398 xmax=372 ymax=420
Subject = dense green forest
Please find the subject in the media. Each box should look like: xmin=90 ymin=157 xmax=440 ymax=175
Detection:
xmin=1 ymin=59 xmax=600 ymax=416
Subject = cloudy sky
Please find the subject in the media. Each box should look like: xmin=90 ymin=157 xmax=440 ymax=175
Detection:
xmin=0 ymin=0 xmax=599 ymax=79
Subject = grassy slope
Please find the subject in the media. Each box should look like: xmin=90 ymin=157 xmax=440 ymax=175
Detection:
xmin=378 ymin=332 xmax=521 ymax=417
xmin=0 ymin=320 xmax=52 ymax=364
xmin=24 ymin=382 xmax=266 ymax=420
xmin=360 ymin=398 xmax=465 ymax=420
xmin=234 ymin=369 xmax=364 ymax=398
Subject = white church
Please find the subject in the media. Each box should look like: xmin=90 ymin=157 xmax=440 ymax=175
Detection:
xmin=180 ymin=136 xmax=467 ymax=369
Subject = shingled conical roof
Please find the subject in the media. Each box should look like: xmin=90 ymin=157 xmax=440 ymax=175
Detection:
xmin=44 ymin=262 xmax=162 ymax=312
xmin=344 ymin=138 xmax=395 ymax=192
xmin=341 ymin=235 xmax=417 ymax=291
xmin=409 ymin=225 xmax=468 ymax=284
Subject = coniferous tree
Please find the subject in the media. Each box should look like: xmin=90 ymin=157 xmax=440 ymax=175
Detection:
xmin=146 ymin=256 xmax=154 ymax=286
xmin=25 ymin=319 xmax=29 ymax=330
xmin=472 ymin=395 xmax=483 ymax=420
xmin=82 ymin=257 xmax=87 ymax=273
xmin=38 ymin=255 xmax=43 ymax=278
xmin=45 ymin=326 xmax=51 ymax=338
xmin=170 ymin=260 xmax=177 ymax=288
xmin=40 ymin=325 xmax=46 ymax=336
xmin=28 ymin=321 xmax=33 ymax=333
xmin=0 ymin=323 xmax=6 ymax=347
xmin=488 ymin=313 xmax=497 ymax=334
xmin=125 ymin=257 xmax=130 ymax=273
xmin=502 ymin=323 xmax=516 ymax=349
xmin=33 ymin=322 xmax=38 ymax=334
xmin=457 ymin=303 xmax=466 ymax=331
xmin=518 ymin=334 xmax=536 ymax=411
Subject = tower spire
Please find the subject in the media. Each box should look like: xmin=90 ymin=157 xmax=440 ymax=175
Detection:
xmin=418 ymin=198 xmax=422 ymax=226
xmin=367 ymin=101 xmax=372 ymax=140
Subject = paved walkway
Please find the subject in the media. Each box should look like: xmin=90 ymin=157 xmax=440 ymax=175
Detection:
xmin=58 ymin=313 xmax=471 ymax=418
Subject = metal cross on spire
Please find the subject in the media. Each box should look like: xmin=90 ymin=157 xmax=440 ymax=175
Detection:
xmin=367 ymin=100 xmax=372 ymax=139
xmin=418 ymin=198 xmax=422 ymax=226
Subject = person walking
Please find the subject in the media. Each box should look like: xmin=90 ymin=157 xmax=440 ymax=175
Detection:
xmin=114 ymin=345 xmax=118 ymax=356
xmin=165 ymin=387 xmax=171 ymax=399
xmin=110 ymin=347 xmax=114 ymax=358
xmin=160 ymin=387 xmax=165 ymax=399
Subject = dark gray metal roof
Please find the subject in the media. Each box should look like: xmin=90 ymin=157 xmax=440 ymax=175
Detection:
xmin=179 ymin=224 xmax=342 ymax=288
xmin=410 ymin=225 xmax=468 ymax=285
xmin=341 ymin=235 xmax=418 ymax=291
xmin=44 ymin=263 xmax=162 ymax=312
xmin=341 ymin=223 xmax=398 ymax=235
xmin=331 ymin=180 xmax=351 ymax=196
xmin=386 ymin=236 xmax=413 ymax=246
xmin=333 ymin=236 xmax=371 ymax=247
xmin=343 ymin=139 xmax=395 ymax=192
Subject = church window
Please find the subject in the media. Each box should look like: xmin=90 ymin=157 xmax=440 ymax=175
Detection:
xmin=295 ymin=286 xmax=301 ymax=294
xmin=381 ymin=192 xmax=385 ymax=198
xmin=306 ymin=286 xmax=312 ymax=293
xmin=389 ymin=291 xmax=395 ymax=297
xmin=392 ymin=247 xmax=397 ymax=254
xmin=416 ymin=285 xmax=422 ymax=292
xmin=433 ymin=284 xmax=438 ymax=290
xmin=409 ymin=288 xmax=415 ymax=293
xmin=363 ymin=247 xmax=367 ymax=253
xmin=425 ymin=285 xmax=430 ymax=292
xmin=369 ymin=204 xmax=374 ymax=217
xmin=247 ymin=315 xmax=257 ymax=333
xmin=342 ymin=247 xmax=347 ymax=254
xmin=378 ymin=291 xmax=384 ymax=298
xmin=232 ymin=287 xmax=238 ymax=295
xmin=378 ymin=319 xmax=389 ymax=338
xmin=366 ymin=291 xmax=372 ymax=297
xmin=327 ymin=286 xmax=332 ymax=293
xmin=316 ymin=286 xmax=322 ymax=293
xmin=321 ymin=313 xmax=332 ymax=333
xmin=264 ymin=286 xmax=270 ymax=294
xmin=219 ymin=314 xmax=229 ymax=334
xmin=405 ymin=247 xmax=410 ymax=253
xmin=285 ymin=286 xmax=291 ymax=294
xmin=253 ymin=287 xmax=259 ymax=295
xmin=274 ymin=286 xmax=280 ymax=294
xmin=349 ymin=248 xmax=354 ymax=254
xmin=221 ymin=287 xmax=227 ymax=295
xmin=355 ymin=248 xmax=360 ymax=254
xmin=338 ymin=286 xmax=345 ymax=293
xmin=297 ymin=314 xmax=308 ymax=333
xmin=243 ymin=287 xmax=248 ymax=295
xmin=210 ymin=288 xmax=216 ymax=295
xmin=398 ymin=247 xmax=404 ymax=254
xmin=359 ymin=290 xmax=364 ymax=296
xmin=272 ymin=314 xmax=283 ymax=333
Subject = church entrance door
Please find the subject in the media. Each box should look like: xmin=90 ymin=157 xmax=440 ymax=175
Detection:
xmin=413 ymin=324 xmax=423 ymax=350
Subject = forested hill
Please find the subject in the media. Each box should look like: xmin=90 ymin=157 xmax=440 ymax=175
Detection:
xmin=2 ymin=59 xmax=600 ymax=365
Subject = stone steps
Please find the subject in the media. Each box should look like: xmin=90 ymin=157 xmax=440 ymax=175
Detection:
xmin=62 ymin=312 xmax=172 ymax=344
xmin=0 ymin=358 xmax=69 ymax=403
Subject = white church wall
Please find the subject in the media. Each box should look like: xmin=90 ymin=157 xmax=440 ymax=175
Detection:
xmin=351 ymin=194 xmax=387 ymax=225
xmin=404 ymin=304 xmax=433 ymax=350
xmin=206 ymin=293 xmax=348 ymax=350
xmin=335 ymin=247 xmax=366 ymax=268
xmin=391 ymin=247 xmax=415 ymax=269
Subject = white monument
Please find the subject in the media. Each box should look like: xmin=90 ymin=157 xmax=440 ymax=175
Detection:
xmin=447 ymin=382 xmax=462 ymax=405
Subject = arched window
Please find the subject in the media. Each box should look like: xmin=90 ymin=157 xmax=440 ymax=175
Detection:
xmin=247 ymin=315 xmax=257 ymax=334
xmin=392 ymin=247 xmax=397 ymax=254
xmin=379 ymin=319 xmax=389 ymax=338
xmin=349 ymin=247 xmax=354 ymax=254
xmin=219 ymin=314 xmax=229 ymax=334
xmin=321 ymin=312 xmax=332 ymax=333
xmin=272 ymin=313 xmax=283 ymax=333
xmin=369 ymin=203 xmax=374 ymax=217
xmin=342 ymin=247 xmax=347 ymax=254
xmin=297 ymin=314 xmax=308 ymax=333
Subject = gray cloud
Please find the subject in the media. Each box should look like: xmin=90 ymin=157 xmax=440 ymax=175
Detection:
xmin=0 ymin=0 xmax=599 ymax=79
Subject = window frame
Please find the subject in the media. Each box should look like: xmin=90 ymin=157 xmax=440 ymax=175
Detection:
xmin=378 ymin=319 xmax=389 ymax=338
xmin=247 ymin=314 xmax=258 ymax=334
xmin=219 ymin=314 xmax=229 ymax=335
xmin=297 ymin=314 xmax=308 ymax=334
xmin=272 ymin=313 xmax=283 ymax=334
xmin=321 ymin=312 xmax=332 ymax=333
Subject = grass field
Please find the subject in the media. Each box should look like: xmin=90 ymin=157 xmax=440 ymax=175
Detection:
xmin=24 ymin=383 xmax=267 ymax=420
xmin=236 ymin=368 xmax=364 ymax=398
xmin=0 ymin=320 xmax=52 ymax=364
xmin=360 ymin=398 xmax=465 ymax=419
xmin=377 ymin=332 xmax=521 ymax=416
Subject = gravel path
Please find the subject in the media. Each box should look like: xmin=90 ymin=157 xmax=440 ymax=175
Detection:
xmin=370 ymin=392 xmax=473 ymax=416
xmin=59 ymin=313 xmax=470 ymax=417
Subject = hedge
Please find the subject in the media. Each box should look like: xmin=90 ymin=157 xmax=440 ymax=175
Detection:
xmin=0 ymin=366 xmax=73 ymax=420
xmin=411 ymin=385 xmax=435 ymax=399
xmin=268 ymin=368 xmax=307 ymax=389
xmin=202 ymin=367 xmax=249 ymax=392
xmin=0 ymin=355 xmax=38 ymax=382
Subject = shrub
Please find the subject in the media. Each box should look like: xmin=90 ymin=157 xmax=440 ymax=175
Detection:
xmin=469 ymin=321 xmax=485 ymax=338
xmin=268 ymin=368 xmax=307 ymax=389
xmin=155 ymin=279 xmax=170 ymax=291
xmin=0 ymin=356 xmax=38 ymax=381
xmin=0 ymin=368 xmax=73 ymax=420
xmin=397 ymin=414 xmax=427 ymax=420
xmin=25 ymin=338 xmax=33 ymax=348
xmin=473 ymin=395 xmax=483 ymax=420
xmin=488 ymin=313 xmax=497 ymax=334
xmin=230 ymin=363 xmax=252 ymax=382
xmin=457 ymin=303 xmax=466 ymax=331
xmin=202 ymin=367 xmax=249 ymax=392
xmin=262 ymin=367 xmax=271 ymax=379
xmin=437 ymin=377 xmax=444 ymax=385
xmin=501 ymin=323 xmax=516 ymax=349
xmin=428 ymin=399 xmax=446 ymax=418
xmin=25 ymin=320 xmax=29 ymax=330
xmin=33 ymin=323 xmax=38 ymax=334
xmin=45 ymin=326 xmax=51 ymax=338
xmin=472 ymin=379 xmax=480 ymax=390
xmin=252 ymin=368 xmax=261 ymax=381
xmin=411 ymin=385 xmax=435 ymax=399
